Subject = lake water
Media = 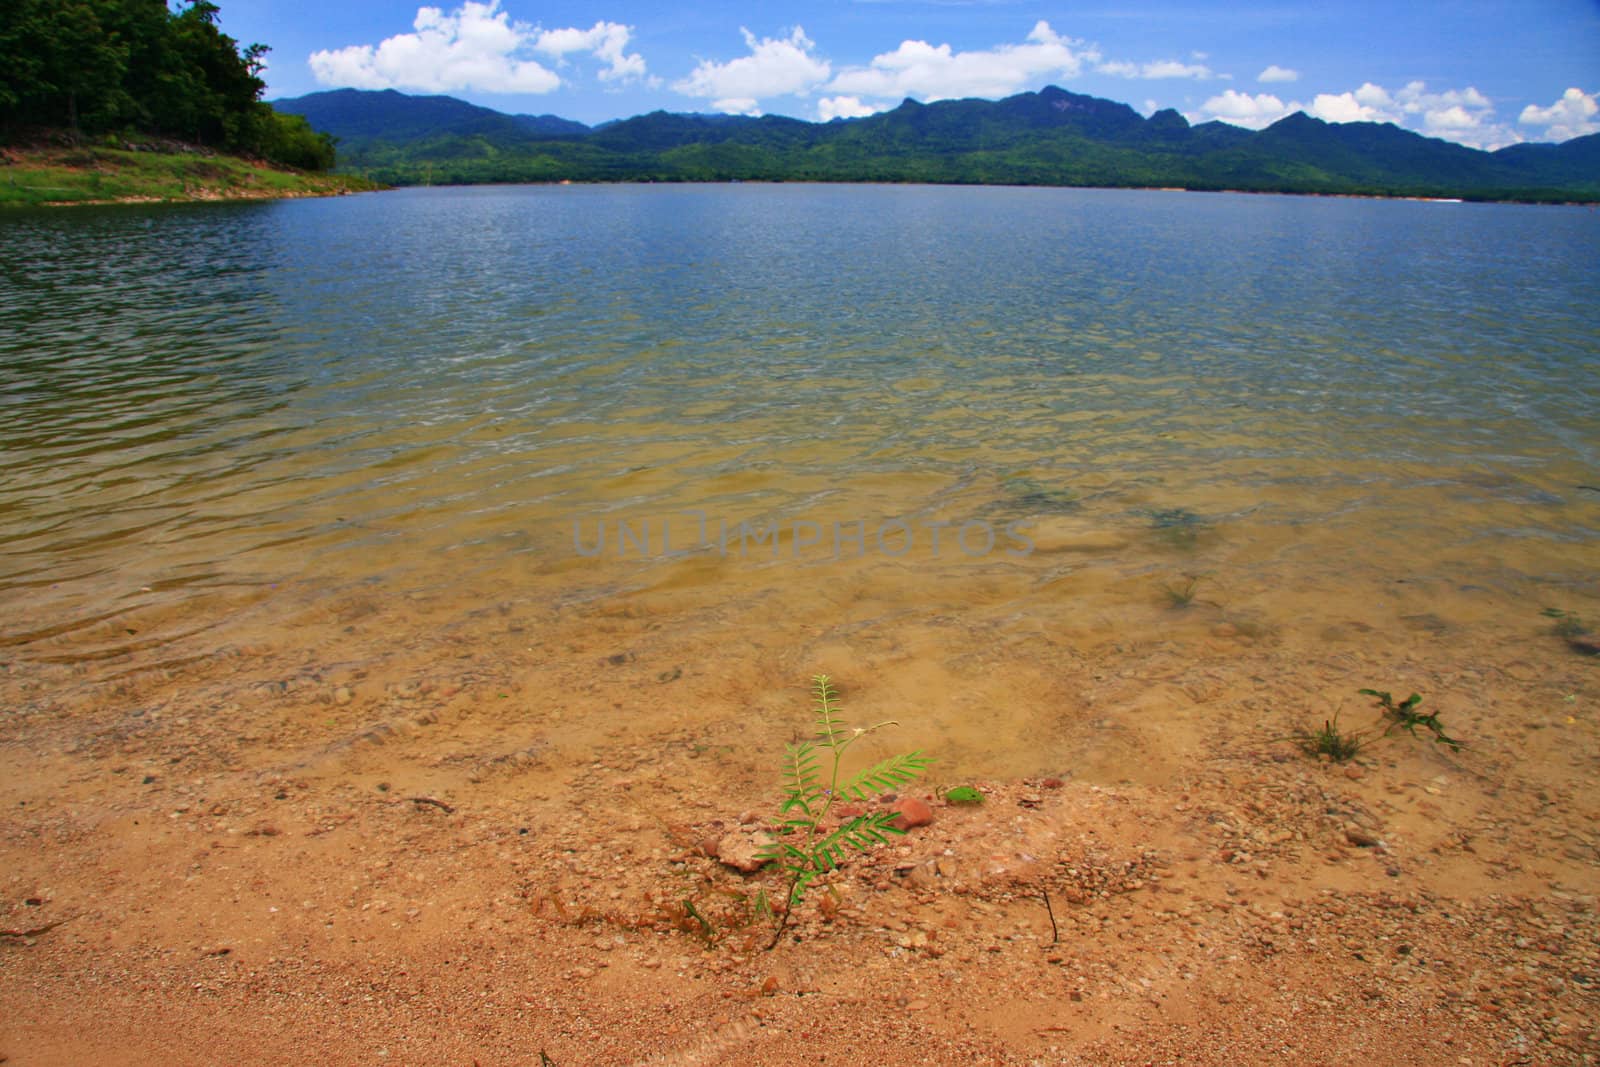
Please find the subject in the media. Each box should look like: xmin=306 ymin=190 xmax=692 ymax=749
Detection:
xmin=3 ymin=184 xmax=1598 ymax=787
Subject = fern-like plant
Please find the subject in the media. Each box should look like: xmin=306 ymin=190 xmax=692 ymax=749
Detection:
xmin=760 ymin=675 xmax=931 ymax=949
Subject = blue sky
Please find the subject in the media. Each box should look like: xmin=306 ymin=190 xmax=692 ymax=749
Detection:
xmin=216 ymin=1 xmax=1600 ymax=148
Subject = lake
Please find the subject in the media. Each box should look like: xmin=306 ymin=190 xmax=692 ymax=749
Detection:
xmin=2 ymin=183 xmax=1597 ymax=784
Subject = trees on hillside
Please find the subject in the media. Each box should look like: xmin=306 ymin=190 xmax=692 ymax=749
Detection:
xmin=0 ymin=0 xmax=334 ymax=170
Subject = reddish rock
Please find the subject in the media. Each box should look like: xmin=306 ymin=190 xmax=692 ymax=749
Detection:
xmin=1041 ymin=777 xmax=1065 ymax=789
xmin=890 ymin=797 xmax=933 ymax=830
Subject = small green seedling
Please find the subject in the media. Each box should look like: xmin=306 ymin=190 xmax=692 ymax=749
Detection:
xmin=943 ymin=786 xmax=984 ymax=805
xmin=759 ymin=675 xmax=931 ymax=949
xmin=1360 ymin=688 xmax=1461 ymax=750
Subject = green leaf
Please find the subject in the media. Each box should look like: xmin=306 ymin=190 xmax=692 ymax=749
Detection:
xmin=839 ymin=751 xmax=932 ymax=800
xmin=944 ymin=785 xmax=984 ymax=805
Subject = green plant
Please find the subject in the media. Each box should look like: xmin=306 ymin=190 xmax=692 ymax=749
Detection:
xmin=1542 ymin=608 xmax=1589 ymax=638
xmin=760 ymin=675 xmax=931 ymax=949
xmin=1148 ymin=507 xmax=1207 ymax=550
xmin=1288 ymin=714 xmax=1372 ymax=763
xmin=1360 ymin=689 xmax=1461 ymax=750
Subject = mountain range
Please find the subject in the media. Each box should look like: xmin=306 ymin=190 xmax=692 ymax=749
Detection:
xmin=273 ymin=87 xmax=1600 ymax=202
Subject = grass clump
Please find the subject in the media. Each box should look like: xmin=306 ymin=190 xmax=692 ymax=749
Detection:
xmin=1288 ymin=714 xmax=1373 ymax=763
xmin=1287 ymin=688 xmax=1465 ymax=764
xmin=759 ymin=675 xmax=930 ymax=949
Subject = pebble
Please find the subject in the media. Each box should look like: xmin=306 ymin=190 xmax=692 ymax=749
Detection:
xmin=1345 ymin=826 xmax=1381 ymax=848
xmin=334 ymin=687 xmax=353 ymax=706
xmin=890 ymin=798 xmax=934 ymax=830
xmin=714 ymin=830 xmax=776 ymax=873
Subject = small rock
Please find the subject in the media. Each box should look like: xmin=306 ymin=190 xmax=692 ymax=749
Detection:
xmin=889 ymin=797 xmax=933 ymax=830
xmin=904 ymin=998 xmax=930 ymax=1012
xmin=1344 ymin=764 xmax=1365 ymax=780
xmin=1041 ymin=777 xmax=1065 ymax=789
xmin=333 ymin=686 xmax=353 ymax=706
xmin=714 ymin=831 xmax=776 ymax=873
xmin=760 ymin=976 xmax=779 ymax=996
xmin=1345 ymin=826 xmax=1381 ymax=848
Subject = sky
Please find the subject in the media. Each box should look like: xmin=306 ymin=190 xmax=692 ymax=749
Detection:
xmin=214 ymin=1 xmax=1600 ymax=149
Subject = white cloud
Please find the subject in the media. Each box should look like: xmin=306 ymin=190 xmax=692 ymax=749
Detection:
xmin=1100 ymin=58 xmax=1213 ymax=79
xmin=1258 ymin=65 xmax=1298 ymax=84
xmin=1309 ymin=81 xmax=1511 ymax=147
xmin=1519 ymin=87 xmax=1600 ymax=142
xmin=1194 ymin=89 xmax=1290 ymax=129
xmin=1195 ymin=79 xmax=1518 ymax=148
xmin=1308 ymin=90 xmax=1375 ymax=123
xmin=674 ymin=27 xmax=831 ymax=114
xmin=533 ymin=21 xmax=648 ymax=84
xmin=308 ymin=3 xmax=646 ymax=94
xmin=825 ymin=21 xmax=1096 ymax=103
xmin=1140 ymin=60 xmax=1213 ymax=79
xmin=817 ymin=95 xmax=883 ymax=121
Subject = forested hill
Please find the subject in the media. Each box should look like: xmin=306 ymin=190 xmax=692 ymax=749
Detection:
xmin=276 ymin=85 xmax=1600 ymax=201
xmin=0 ymin=0 xmax=335 ymax=170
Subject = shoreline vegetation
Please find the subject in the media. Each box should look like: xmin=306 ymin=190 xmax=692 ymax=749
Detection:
xmin=0 ymin=135 xmax=381 ymax=207
xmin=7 ymin=149 xmax=1594 ymax=210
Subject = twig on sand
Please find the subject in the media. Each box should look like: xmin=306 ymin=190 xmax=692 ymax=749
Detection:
xmin=1 ymin=918 xmax=69 ymax=939
xmin=409 ymin=796 xmax=455 ymax=814
xmin=1042 ymin=888 xmax=1059 ymax=945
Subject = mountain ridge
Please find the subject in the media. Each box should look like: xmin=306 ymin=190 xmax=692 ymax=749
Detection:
xmin=273 ymin=86 xmax=1600 ymax=202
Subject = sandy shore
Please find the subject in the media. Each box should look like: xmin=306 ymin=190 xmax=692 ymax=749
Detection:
xmin=3 ymin=587 xmax=1597 ymax=1065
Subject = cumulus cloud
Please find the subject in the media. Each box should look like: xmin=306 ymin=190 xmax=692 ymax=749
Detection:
xmin=534 ymin=21 xmax=648 ymax=83
xmin=1258 ymin=65 xmax=1298 ymax=84
xmin=1519 ymin=87 xmax=1600 ymax=142
xmin=817 ymin=95 xmax=883 ymax=121
xmin=674 ymin=27 xmax=830 ymax=114
xmin=1307 ymin=82 xmax=1510 ymax=146
xmin=1195 ymin=89 xmax=1290 ymax=129
xmin=825 ymin=21 xmax=1097 ymax=103
xmin=308 ymin=3 xmax=646 ymax=94
xmin=1195 ymin=79 xmax=1518 ymax=148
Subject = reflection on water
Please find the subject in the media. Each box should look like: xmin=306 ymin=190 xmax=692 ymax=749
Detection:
xmin=2 ymin=186 xmax=1597 ymax=775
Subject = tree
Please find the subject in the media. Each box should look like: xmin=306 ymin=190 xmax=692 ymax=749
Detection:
xmin=0 ymin=0 xmax=335 ymax=171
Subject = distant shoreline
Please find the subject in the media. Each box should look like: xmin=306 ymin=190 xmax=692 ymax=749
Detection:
xmin=8 ymin=150 xmax=1594 ymax=208
xmin=341 ymin=176 xmax=1600 ymax=208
